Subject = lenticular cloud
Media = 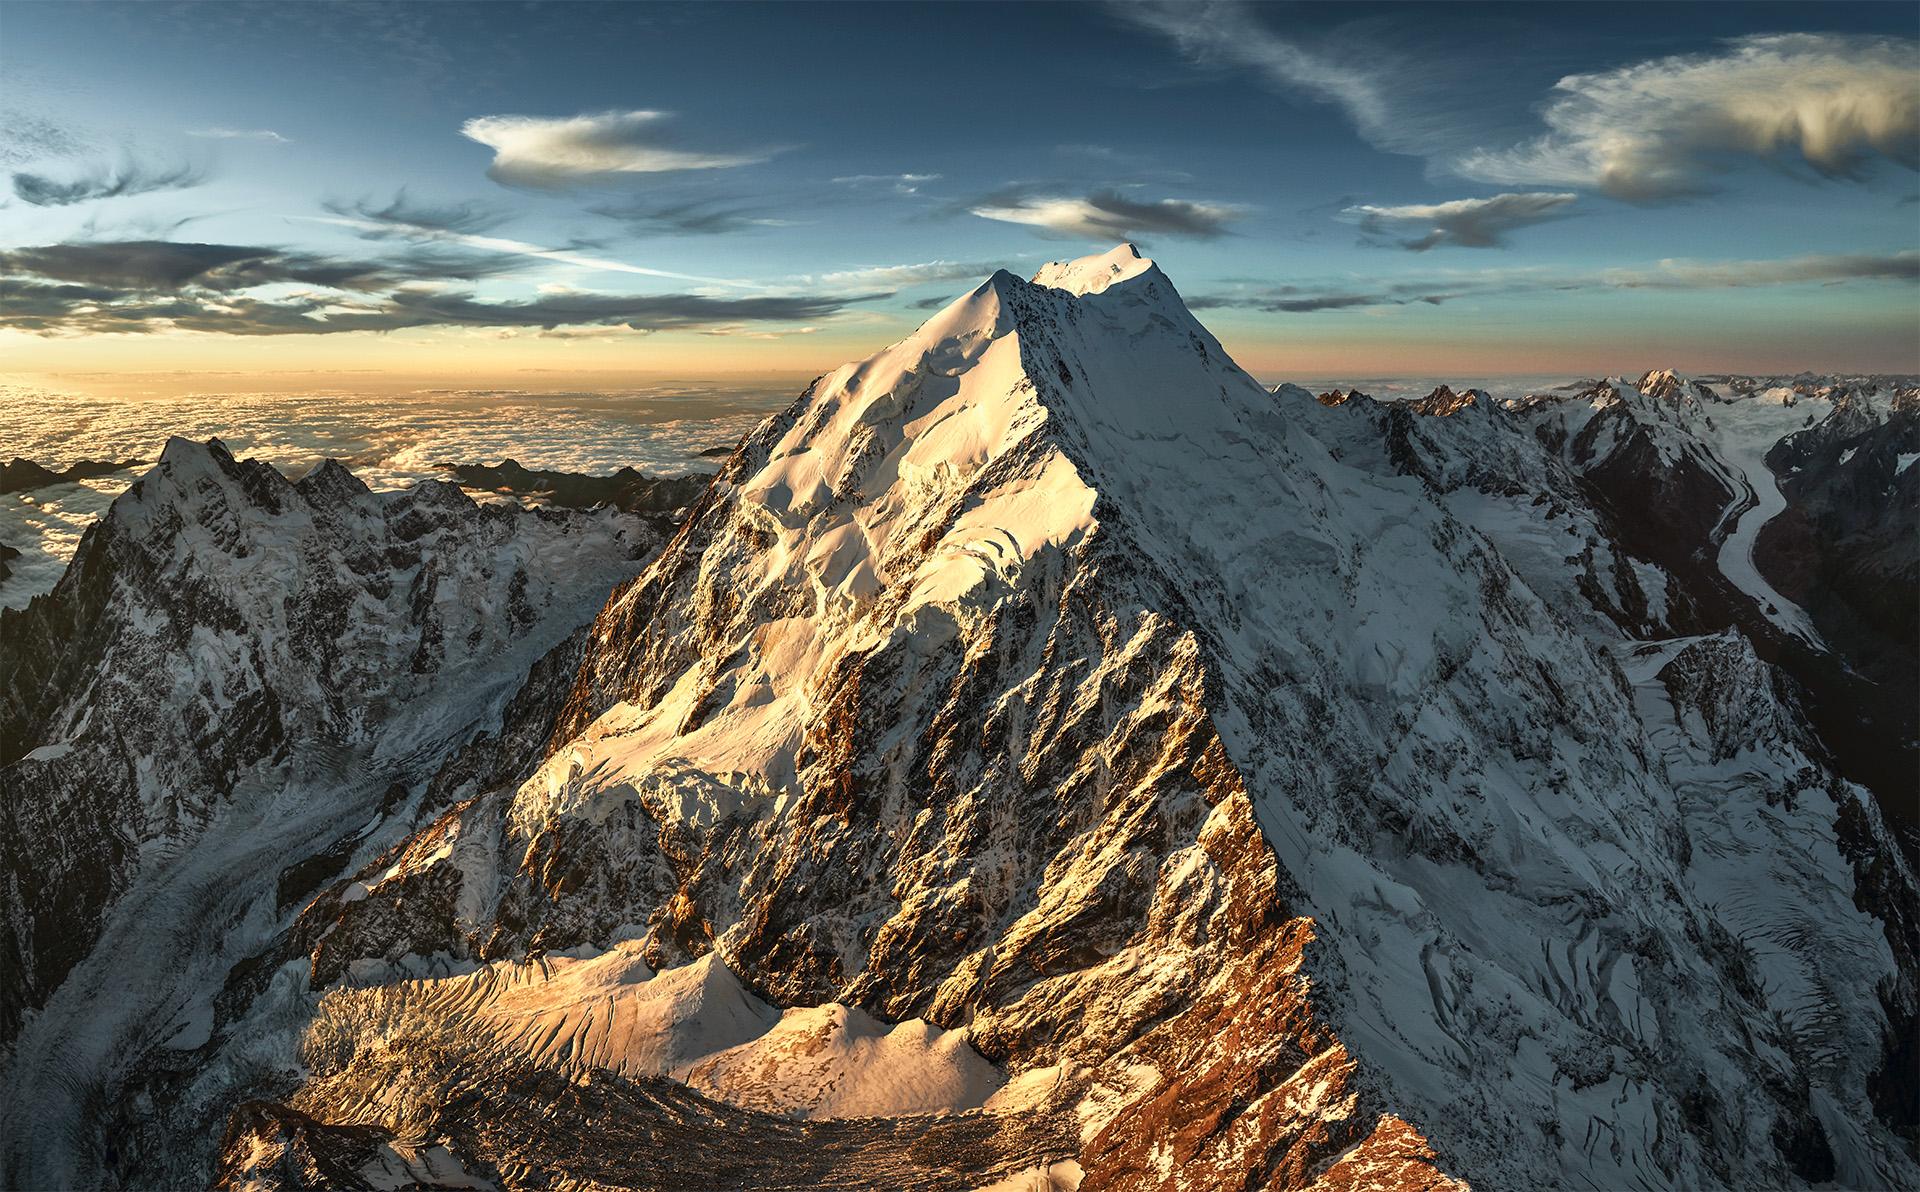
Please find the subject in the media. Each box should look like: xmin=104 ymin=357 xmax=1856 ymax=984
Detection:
xmin=1457 ymin=33 xmax=1920 ymax=201
xmin=462 ymin=111 xmax=775 ymax=188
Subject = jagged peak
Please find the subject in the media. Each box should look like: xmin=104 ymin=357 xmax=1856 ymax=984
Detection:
xmin=1410 ymin=385 xmax=1480 ymax=417
xmin=157 ymin=435 xmax=231 ymax=469
xmin=296 ymin=457 xmax=373 ymax=503
xmin=145 ymin=436 xmax=284 ymax=501
xmin=1635 ymin=367 xmax=1718 ymax=405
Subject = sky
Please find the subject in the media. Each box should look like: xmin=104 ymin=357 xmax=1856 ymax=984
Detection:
xmin=2 ymin=0 xmax=1916 ymax=392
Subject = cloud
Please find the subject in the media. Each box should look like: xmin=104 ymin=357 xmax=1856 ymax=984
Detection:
xmin=1117 ymin=1 xmax=1394 ymax=147
xmin=12 ymin=160 xmax=206 ymax=207
xmin=187 ymin=127 xmax=289 ymax=143
xmin=832 ymin=173 xmax=941 ymax=195
xmin=801 ymin=259 xmax=1008 ymax=291
xmin=1345 ymin=192 xmax=1577 ymax=250
xmin=969 ymin=188 xmax=1245 ymax=240
xmin=462 ymin=111 xmax=777 ymax=188
xmin=0 ymin=284 xmax=869 ymax=337
xmin=0 ymin=113 xmax=87 ymax=165
xmin=373 ymin=288 xmax=867 ymax=333
xmin=588 ymin=198 xmax=787 ymax=236
xmin=1125 ymin=8 xmax=1918 ymax=200
xmin=1601 ymin=250 xmax=1920 ymax=289
xmin=1189 ymin=248 xmax=1919 ymax=313
xmin=1456 ymin=34 xmax=1920 ymax=201
xmin=0 ymin=240 xmax=518 ymax=293
xmin=304 ymin=217 xmax=762 ymax=289
xmin=0 ymin=236 xmax=878 ymax=337
xmin=323 ymin=189 xmax=508 ymax=237
xmin=1190 ymin=287 xmax=1458 ymax=313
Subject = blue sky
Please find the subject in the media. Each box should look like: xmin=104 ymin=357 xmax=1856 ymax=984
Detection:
xmin=2 ymin=0 xmax=1915 ymax=387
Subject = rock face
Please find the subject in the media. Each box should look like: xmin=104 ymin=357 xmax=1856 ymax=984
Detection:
xmin=2 ymin=250 xmax=1915 ymax=1192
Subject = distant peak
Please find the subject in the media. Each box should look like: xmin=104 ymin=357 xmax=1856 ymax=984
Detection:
xmin=296 ymin=457 xmax=372 ymax=501
xmin=1410 ymin=385 xmax=1479 ymax=417
xmin=1029 ymin=243 xmax=1155 ymax=296
xmin=1635 ymin=368 xmax=1717 ymax=405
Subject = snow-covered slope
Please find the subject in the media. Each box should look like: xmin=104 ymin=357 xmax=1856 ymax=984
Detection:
xmin=176 ymin=247 xmax=1918 ymax=1190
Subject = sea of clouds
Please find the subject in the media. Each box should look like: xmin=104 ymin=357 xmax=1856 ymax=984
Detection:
xmin=0 ymin=382 xmax=794 ymax=608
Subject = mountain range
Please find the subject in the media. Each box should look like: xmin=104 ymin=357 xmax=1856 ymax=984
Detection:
xmin=1 ymin=246 xmax=1913 ymax=1191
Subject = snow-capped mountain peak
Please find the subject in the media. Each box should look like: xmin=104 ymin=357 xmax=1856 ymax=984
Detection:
xmin=1028 ymin=240 xmax=1156 ymax=295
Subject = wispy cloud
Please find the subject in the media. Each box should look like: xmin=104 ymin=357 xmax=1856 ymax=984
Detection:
xmin=1456 ymin=34 xmax=1920 ymax=201
xmin=1190 ymin=249 xmax=1919 ymax=312
xmin=12 ymin=160 xmax=206 ymax=207
xmin=323 ymin=188 xmax=508 ymax=237
xmin=0 ymin=279 xmax=870 ymax=338
xmin=588 ymin=197 xmax=789 ymax=236
xmin=0 ymin=112 xmax=87 ymax=165
xmin=1601 ymin=251 xmax=1920 ymax=290
xmin=1117 ymin=1 xmax=1394 ymax=148
xmin=799 ymin=259 xmax=1007 ymax=291
xmin=832 ymin=172 xmax=941 ymax=195
xmin=0 ymin=238 xmax=876 ymax=337
xmin=0 ymin=239 xmax=515 ymax=293
xmin=969 ymin=187 xmax=1245 ymax=240
xmin=304 ymin=215 xmax=763 ymax=289
xmin=1345 ymin=192 xmax=1577 ymax=250
xmin=1124 ymin=7 xmax=1919 ymax=202
xmin=462 ymin=111 xmax=779 ymax=188
xmin=187 ymin=127 xmax=290 ymax=143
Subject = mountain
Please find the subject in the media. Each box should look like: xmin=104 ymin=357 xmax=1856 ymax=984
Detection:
xmin=2 ymin=248 xmax=1914 ymax=1191
xmin=0 ymin=440 xmax=683 ymax=1185
xmin=1502 ymin=370 xmax=1918 ymax=815
xmin=434 ymin=459 xmax=711 ymax=516
xmin=0 ymin=455 xmax=145 ymax=496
